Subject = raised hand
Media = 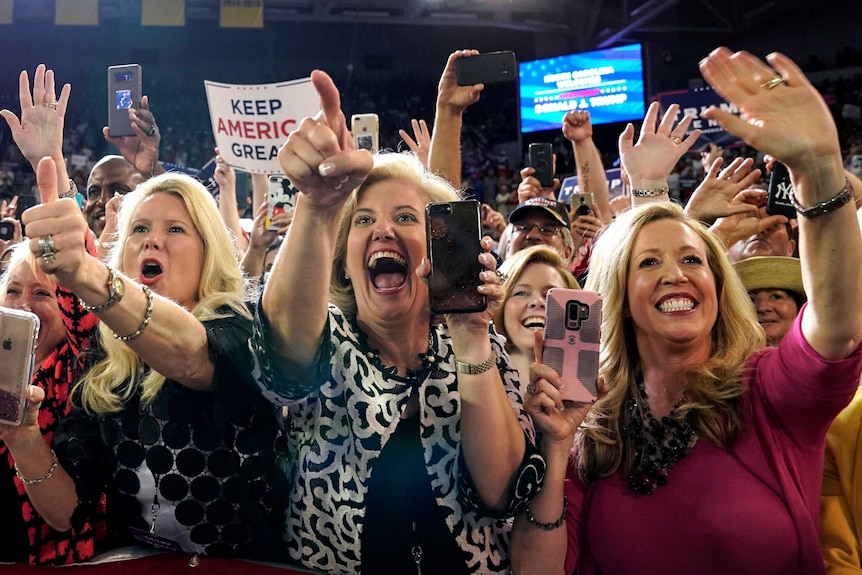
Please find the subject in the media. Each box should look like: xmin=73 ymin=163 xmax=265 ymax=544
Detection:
xmin=685 ymin=156 xmax=762 ymax=223
xmin=21 ymin=157 xmax=89 ymax=287
xmin=0 ymin=64 xmax=70 ymax=169
xmin=276 ymin=70 xmax=373 ymax=211
xmin=619 ymin=102 xmax=701 ymax=188
xmin=398 ymin=119 xmax=431 ymax=167
xmin=437 ymin=50 xmax=484 ymax=113
xmin=102 ymin=95 xmax=163 ymax=177
xmin=699 ymin=48 xmax=840 ymax=173
xmin=561 ymin=110 xmax=594 ymax=145
xmin=517 ymin=166 xmax=559 ymax=203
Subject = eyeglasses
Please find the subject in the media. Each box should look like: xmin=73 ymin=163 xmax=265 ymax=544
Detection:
xmin=512 ymin=222 xmax=562 ymax=237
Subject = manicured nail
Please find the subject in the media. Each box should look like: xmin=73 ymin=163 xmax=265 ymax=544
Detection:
xmin=319 ymin=162 xmax=336 ymax=177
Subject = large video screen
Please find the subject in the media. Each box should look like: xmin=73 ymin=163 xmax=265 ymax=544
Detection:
xmin=519 ymin=43 xmax=646 ymax=133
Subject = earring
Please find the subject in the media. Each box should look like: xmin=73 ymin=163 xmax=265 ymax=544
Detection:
xmin=344 ymin=271 xmax=350 ymax=280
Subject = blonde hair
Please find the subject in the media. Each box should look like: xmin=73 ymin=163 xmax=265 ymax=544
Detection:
xmin=577 ymin=202 xmax=764 ymax=483
xmin=0 ymin=243 xmax=52 ymax=303
xmin=494 ymin=245 xmax=579 ymax=352
xmin=329 ymin=152 xmax=460 ymax=319
xmin=76 ymin=173 xmax=252 ymax=414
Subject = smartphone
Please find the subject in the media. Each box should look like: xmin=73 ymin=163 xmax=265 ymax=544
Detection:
xmin=528 ymin=143 xmax=554 ymax=188
xmin=108 ymin=64 xmax=142 ymax=138
xmin=542 ymin=288 xmax=602 ymax=403
xmin=766 ymin=161 xmax=797 ymax=219
xmin=455 ymin=51 xmax=517 ymax=87
xmin=0 ymin=307 xmax=40 ymax=426
xmin=0 ymin=221 xmax=14 ymax=241
xmin=426 ymin=200 xmax=487 ymax=314
xmin=571 ymin=192 xmax=594 ymax=217
xmin=351 ymin=113 xmax=379 ymax=154
xmin=266 ymin=175 xmax=298 ymax=231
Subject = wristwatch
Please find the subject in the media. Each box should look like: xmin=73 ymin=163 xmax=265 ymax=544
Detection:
xmin=59 ymin=178 xmax=78 ymax=200
xmin=81 ymin=266 xmax=126 ymax=313
xmin=455 ymin=350 xmax=498 ymax=375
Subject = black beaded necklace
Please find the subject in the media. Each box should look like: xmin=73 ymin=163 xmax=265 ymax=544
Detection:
xmin=626 ymin=378 xmax=696 ymax=495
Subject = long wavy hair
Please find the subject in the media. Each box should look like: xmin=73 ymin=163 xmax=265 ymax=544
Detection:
xmin=329 ymin=152 xmax=460 ymax=319
xmin=75 ymin=173 xmax=252 ymax=414
xmin=494 ymin=245 xmax=579 ymax=353
xmin=576 ymin=202 xmax=764 ymax=483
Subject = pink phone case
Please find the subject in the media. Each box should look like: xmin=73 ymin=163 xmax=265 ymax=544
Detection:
xmin=542 ymin=288 xmax=602 ymax=403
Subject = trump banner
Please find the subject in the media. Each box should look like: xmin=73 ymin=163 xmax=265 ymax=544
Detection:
xmin=205 ymin=78 xmax=319 ymax=174
xmin=656 ymin=86 xmax=745 ymax=152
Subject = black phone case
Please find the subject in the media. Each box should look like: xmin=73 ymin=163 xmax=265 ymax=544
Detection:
xmin=528 ymin=143 xmax=554 ymax=188
xmin=108 ymin=64 xmax=142 ymax=138
xmin=426 ymin=200 xmax=487 ymax=314
xmin=455 ymin=51 xmax=517 ymax=86
xmin=766 ymin=161 xmax=797 ymax=219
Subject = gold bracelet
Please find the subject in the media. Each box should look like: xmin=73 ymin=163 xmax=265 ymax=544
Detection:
xmin=112 ymin=284 xmax=153 ymax=342
xmin=630 ymin=185 xmax=669 ymax=198
xmin=16 ymin=450 xmax=59 ymax=486
xmin=80 ymin=265 xmax=126 ymax=313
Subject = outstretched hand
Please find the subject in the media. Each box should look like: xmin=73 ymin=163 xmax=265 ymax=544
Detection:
xmin=699 ymin=48 xmax=840 ymax=171
xmin=619 ymin=102 xmax=701 ymax=188
xmin=276 ymin=70 xmax=373 ymax=211
xmin=399 ymin=119 xmax=431 ymax=167
xmin=0 ymin=64 xmax=70 ymax=169
xmin=102 ymin=95 xmax=162 ymax=177
xmin=685 ymin=156 xmax=763 ymax=223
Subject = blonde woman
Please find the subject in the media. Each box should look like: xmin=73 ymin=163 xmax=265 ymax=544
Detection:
xmin=12 ymin=160 xmax=291 ymax=563
xmin=511 ymin=47 xmax=862 ymax=575
xmin=494 ymin=245 xmax=579 ymax=387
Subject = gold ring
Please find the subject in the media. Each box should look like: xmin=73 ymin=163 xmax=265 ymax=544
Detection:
xmin=44 ymin=101 xmax=57 ymax=110
xmin=670 ymin=136 xmax=682 ymax=145
xmin=760 ymin=75 xmax=786 ymax=90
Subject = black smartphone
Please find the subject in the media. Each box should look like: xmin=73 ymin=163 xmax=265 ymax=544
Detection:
xmin=455 ymin=51 xmax=517 ymax=87
xmin=528 ymin=143 xmax=554 ymax=188
xmin=766 ymin=161 xmax=797 ymax=219
xmin=108 ymin=64 xmax=142 ymax=138
xmin=426 ymin=200 xmax=487 ymax=314
xmin=0 ymin=221 xmax=14 ymax=241
xmin=0 ymin=307 xmax=40 ymax=426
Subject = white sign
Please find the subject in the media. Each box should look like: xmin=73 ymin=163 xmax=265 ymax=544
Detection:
xmin=205 ymin=77 xmax=319 ymax=174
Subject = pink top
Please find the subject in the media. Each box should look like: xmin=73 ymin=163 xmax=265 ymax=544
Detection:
xmin=565 ymin=307 xmax=862 ymax=575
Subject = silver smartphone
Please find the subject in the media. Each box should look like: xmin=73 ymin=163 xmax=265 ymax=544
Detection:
xmin=0 ymin=307 xmax=40 ymax=426
xmin=108 ymin=64 xmax=142 ymax=138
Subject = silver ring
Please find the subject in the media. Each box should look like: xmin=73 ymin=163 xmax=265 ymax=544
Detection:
xmin=44 ymin=101 xmax=57 ymax=110
xmin=526 ymin=381 xmax=537 ymax=396
xmin=147 ymin=125 xmax=157 ymax=137
xmin=760 ymin=75 xmax=786 ymax=90
xmin=38 ymin=235 xmax=57 ymax=263
xmin=495 ymin=269 xmax=509 ymax=284
xmin=670 ymin=136 xmax=682 ymax=145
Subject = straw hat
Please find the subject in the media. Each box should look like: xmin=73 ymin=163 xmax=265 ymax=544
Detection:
xmin=732 ymin=256 xmax=805 ymax=299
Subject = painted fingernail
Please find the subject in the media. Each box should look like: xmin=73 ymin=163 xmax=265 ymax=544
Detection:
xmin=319 ymin=162 xmax=335 ymax=177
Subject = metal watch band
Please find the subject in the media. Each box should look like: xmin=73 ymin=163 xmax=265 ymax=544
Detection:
xmin=455 ymin=349 xmax=498 ymax=375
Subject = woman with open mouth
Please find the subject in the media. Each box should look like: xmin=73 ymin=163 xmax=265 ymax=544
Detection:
xmin=248 ymin=67 xmax=543 ymax=574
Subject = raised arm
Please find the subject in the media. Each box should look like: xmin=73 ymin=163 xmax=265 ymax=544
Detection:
xmin=262 ymin=70 xmax=373 ymax=366
xmin=102 ymin=94 xmax=165 ymax=179
xmin=563 ymin=111 xmax=611 ymax=223
xmin=427 ymin=50 xmax=483 ymax=188
xmin=213 ymin=148 xmax=249 ymax=254
xmin=700 ymin=48 xmax=862 ymax=359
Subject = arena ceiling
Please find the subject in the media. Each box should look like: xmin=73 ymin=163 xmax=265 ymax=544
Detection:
xmin=14 ymin=0 xmax=813 ymax=51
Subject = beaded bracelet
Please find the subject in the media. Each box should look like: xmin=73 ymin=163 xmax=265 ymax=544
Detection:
xmin=16 ymin=450 xmax=59 ymax=486
xmin=113 ymin=284 xmax=153 ymax=342
xmin=524 ymin=496 xmax=568 ymax=531
xmin=631 ymin=185 xmax=669 ymax=198
xmin=790 ymin=177 xmax=853 ymax=219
